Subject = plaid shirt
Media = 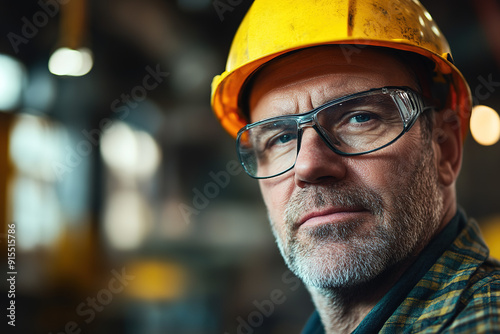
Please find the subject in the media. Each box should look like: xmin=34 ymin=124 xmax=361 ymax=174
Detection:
xmin=302 ymin=211 xmax=500 ymax=333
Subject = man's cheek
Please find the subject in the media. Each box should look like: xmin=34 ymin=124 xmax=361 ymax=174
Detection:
xmin=260 ymin=182 xmax=288 ymax=211
xmin=263 ymin=191 xmax=290 ymax=237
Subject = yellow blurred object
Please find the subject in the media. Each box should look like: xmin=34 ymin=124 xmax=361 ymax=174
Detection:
xmin=126 ymin=260 xmax=188 ymax=301
xmin=211 ymin=0 xmax=472 ymax=139
xmin=49 ymin=222 xmax=100 ymax=290
xmin=60 ymin=0 xmax=87 ymax=50
xmin=480 ymin=216 xmax=500 ymax=260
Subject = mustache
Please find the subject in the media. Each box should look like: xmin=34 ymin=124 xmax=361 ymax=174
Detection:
xmin=284 ymin=182 xmax=384 ymax=229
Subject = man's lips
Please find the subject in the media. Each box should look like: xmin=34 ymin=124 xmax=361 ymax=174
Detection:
xmin=297 ymin=207 xmax=369 ymax=228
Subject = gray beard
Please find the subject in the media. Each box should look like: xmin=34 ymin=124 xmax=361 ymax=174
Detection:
xmin=270 ymin=144 xmax=443 ymax=290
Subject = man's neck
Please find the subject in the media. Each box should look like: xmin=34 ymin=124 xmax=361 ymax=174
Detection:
xmin=307 ymin=258 xmax=415 ymax=333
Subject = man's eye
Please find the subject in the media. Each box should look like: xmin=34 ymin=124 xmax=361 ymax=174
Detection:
xmin=277 ymin=133 xmax=295 ymax=144
xmin=348 ymin=113 xmax=375 ymax=124
xmin=267 ymin=131 xmax=297 ymax=148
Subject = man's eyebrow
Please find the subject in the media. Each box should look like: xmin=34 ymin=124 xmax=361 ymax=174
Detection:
xmin=251 ymin=120 xmax=284 ymax=138
xmin=318 ymin=90 xmax=395 ymax=108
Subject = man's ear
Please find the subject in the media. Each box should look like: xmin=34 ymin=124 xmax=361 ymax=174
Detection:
xmin=433 ymin=110 xmax=463 ymax=187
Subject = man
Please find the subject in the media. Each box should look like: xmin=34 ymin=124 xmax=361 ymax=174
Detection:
xmin=211 ymin=0 xmax=500 ymax=332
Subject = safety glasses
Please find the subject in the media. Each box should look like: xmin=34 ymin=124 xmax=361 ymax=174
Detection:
xmin=236 ymin=87 xmax=427 ymax=179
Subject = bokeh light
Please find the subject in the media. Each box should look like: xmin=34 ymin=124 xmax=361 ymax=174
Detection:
xmin=100 ymin=121 xmax=162 ymax=180
xmin=470 ymin=105 xmax=500 ymax=146
xmin=0 ymin=54 xmax=26 ymax=110
xmin=48 ymin=47 xmax=94 ymax=77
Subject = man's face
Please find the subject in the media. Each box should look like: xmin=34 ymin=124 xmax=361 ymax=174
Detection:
xmin=248 ymin=47 xmax=445 ymax=289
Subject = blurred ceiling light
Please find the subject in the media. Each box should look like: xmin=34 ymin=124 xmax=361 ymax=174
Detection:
xmin=9 ymin=114 xmax=62 ymax=181
xmin=135 ymin=131 xmax=162 ymax=178
xmin=48 ymin=47 xmax=93 ymax=77
xmin=11 ymin=176 xmax=62 ymax=251
xmin=50 ymin=0 xmax=92 ymax=77
xmin=0 ymin=54 xmax=26 ymax=111
xmin=101 ymin=121 xmax=161 ymax=179
xmin=10 ymin=114 xmax=45 ymax=175
xmin=101 ymin=121 xmax=138 ymax=174
xmin=470 ymin=105 xmax=500 ymax=146
xmin=104 ymin=190 xmax=150 ymax=250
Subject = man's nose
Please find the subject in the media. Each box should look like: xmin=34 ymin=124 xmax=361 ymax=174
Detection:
xmin=294 ymin=127 xmax=347 ymax=187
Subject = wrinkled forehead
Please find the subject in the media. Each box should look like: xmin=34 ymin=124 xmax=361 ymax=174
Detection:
xmin=246 ymin=46 xmax=420 ymax=122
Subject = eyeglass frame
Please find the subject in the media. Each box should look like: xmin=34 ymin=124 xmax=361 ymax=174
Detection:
xmin=236 ymin=86 xmax=432 ymax=179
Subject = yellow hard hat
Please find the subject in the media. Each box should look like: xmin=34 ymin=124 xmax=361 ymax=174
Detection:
xmin=211 ymin=0 xmax=472 ymax=139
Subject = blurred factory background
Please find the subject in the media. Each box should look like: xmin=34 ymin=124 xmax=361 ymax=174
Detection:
xmin=0 ymin=0 xmax=499 ymax=333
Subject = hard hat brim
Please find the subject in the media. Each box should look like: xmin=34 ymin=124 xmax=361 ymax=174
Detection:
xmin=211 ymin=40 xmax=472 ymax=140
